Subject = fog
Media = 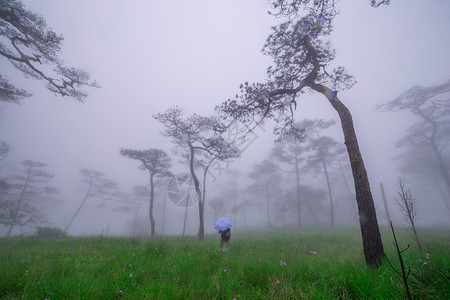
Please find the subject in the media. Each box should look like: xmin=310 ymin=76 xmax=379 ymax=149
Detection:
xmin=1 ymin=0 xmax=449 ymax=237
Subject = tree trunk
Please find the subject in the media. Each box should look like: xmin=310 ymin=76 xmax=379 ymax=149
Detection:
xmin=187 ymin=141 xmax=203 ymax=240
xmin=6 ymin=224 xmax=14 ymax=237
xmin=64 ymin=180 xmax=92 ymax=233
xmin=429 ymin=136 xmax=450 ymax=199
xmin=321 ymin=154 xmax=334 ymax=227
xmin=7 ymin=166 xmax=32 ymax=237
xmin=311 ymin=84 xmax=385 ymax=267
xmin=380 ymin=182 xmax=391 ymax=225
xmin=162 ymin=183 xmax=167 ymax=236
xmin=266 ymin=186 xmax=272 ymax=228
xmin=149 ymin=172 xmax=155 ymax=238
xmin=294 ymin=145 xmax=302 ymax=228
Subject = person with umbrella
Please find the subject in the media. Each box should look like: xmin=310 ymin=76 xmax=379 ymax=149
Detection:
xmin=214 ymin=217 xmax=232 ymax=253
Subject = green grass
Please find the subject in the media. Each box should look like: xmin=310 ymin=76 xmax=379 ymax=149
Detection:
xmin=0 ymin=227 xmax=448 ymax=299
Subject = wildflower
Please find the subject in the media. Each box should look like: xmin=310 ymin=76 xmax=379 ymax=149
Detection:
xmin=132 ymin=253 xmax=136 ymax=256
xmin=92 ymin=248 xmax=97 ymax=253
xmin=68 ymin=247 xmax=72 ymax=252
xmin=224 ymin=269 xmax=227 ymax=272
xmin=310 ymin=250 xmax=317 ymax=255
xmin=130 ymin=274 xmax=133 ymax=278
xmin=129 ymin=264 xmax=132 ymax=268
xmin=423 ymin=262 xmax=428 ymax=265
xmin=259 ymin=259 xmax=262 ymax=263
xmin=276 ymin=280 xmax=280 ymax=284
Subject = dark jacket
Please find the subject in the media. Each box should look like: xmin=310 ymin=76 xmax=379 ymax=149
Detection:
xmin=219 ymin=228 xmax=231 ymax=241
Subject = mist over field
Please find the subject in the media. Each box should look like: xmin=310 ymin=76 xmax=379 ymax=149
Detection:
xmin=1 ymin=0 xmax=449 ymax=238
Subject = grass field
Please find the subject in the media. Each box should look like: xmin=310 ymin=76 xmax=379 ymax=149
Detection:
xmin=0 ymin=227 xmax=449 ymax=299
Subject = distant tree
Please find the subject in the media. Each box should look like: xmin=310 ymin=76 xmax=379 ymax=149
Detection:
xmin=0 ymin=141 xmax=9 ymax=161
xmin=0 ymin=160 xmax=57 ymax=236
xmin=247 ymin=160 xmax=283 ymax=229
xmin=376 ymin=81 xmax=450 ymax=209
xmin=217 ymin=10 xmax=384 ymax=266
xmin=112 ymin=186 xmax=150 ymax=237
xmin=119 ymin=148 xmax=172 ymax=238
xmin=218 ymin=170 xmax=243 ymax=228
xmin=154 ymin=107 xmax=234 ymax=240
xmin=208 ymin=197 xmax=226 ymax=222
xmin=0 ymin=141 xmax=10 ymax=194
xmin=196 ymin=136 xmax=240 ymax=228
xmin=64 ymin=169 xmax=118 ymax=233
xmin=298 ymin=184 xmax=326 ymax=224
xmin=394 ymin=177 xmax=422 ymax=251
xmin=269 ymin=0 xmax=390 ymax=19
xmin=0 ymin=0 xmax=99 ymax=103
xmin=332 ymin=152 xmax=358 ymax=224
xmin=270 ymin=125 xmax=306 ymax=228
xmin=301 ymin=119 xmax=341 ymax=227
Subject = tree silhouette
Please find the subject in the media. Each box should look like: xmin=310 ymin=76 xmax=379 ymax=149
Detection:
xmin=195 ymin=136 xmax=240 ymax=230
xmin=119 ymin=148 xmax=172 ymax=238
xmin=269 ymin=0 xmax=389 ymax=18
xmin=270 ymin=126 xmax=306 ymax=228
xmin=0 ymin=0 xmax=99 ymax=102
xmin=0 ymin=160 xmax=57 ymax=236
xmin=394 ymin=177 xmax=422 ymax=251
xmin=247 ymin=160 xmax=283 ymax=229
xmin=376 ymin=81 xmax=450 ymax=209
xmin=64 ymin=169 xmax=117 ymax=233
xmin=217 ymin=11 xmax=384 ymax=266
xmin=154 ymin=107 xmax=238 ymax=240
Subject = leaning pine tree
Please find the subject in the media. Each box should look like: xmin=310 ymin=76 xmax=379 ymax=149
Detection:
xmin=217 ymin=11 xmax=384 ymax=266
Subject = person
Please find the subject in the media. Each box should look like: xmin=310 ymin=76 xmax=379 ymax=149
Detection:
xmin=218 ymin=227 xmax=231 ymax=253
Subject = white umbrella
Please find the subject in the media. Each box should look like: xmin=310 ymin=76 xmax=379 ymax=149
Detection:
xmin=214 ymin=217 xmax=232 ymax=231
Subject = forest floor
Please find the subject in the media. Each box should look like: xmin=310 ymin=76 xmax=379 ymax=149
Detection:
xmin=0 ymin=226 xmax=449 ymax=299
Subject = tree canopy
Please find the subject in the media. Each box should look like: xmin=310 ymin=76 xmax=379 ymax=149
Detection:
xmin=0 ymin=0 xmax=99 ymax=103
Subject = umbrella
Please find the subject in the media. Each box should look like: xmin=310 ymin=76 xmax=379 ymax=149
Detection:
xmin=214 ymin=217 xmax=232 ymax=231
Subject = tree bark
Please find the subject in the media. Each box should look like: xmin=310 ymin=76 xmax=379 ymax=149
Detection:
xmin=310 ymin=83 xmax=385 ymax=266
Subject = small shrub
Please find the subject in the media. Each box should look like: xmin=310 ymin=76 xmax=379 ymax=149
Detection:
xmin=35 ymin=227 xmax=66 ymax=238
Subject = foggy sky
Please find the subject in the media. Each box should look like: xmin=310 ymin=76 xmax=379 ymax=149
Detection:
xmin=1 ymin=0 xmax=449 ymax=234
